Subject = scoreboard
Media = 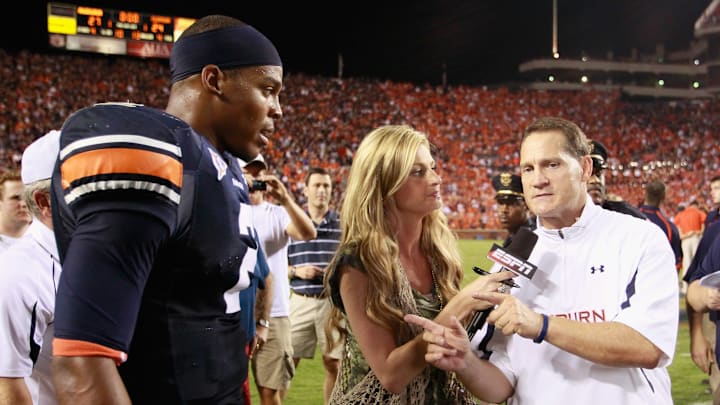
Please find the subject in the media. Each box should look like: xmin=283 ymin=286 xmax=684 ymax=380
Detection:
xmin=47 ymin=2 xmax=196 ymax=58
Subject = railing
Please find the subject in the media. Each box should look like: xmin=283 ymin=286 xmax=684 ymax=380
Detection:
xmin=455 ymin=229 xmax=506 ymax=240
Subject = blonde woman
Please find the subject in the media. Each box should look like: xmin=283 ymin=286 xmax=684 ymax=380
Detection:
xmin=323 ymin=125 xmax=513 ymax=404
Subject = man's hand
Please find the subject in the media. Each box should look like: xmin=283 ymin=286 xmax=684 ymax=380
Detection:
xmin=690 ymin=332 xmax=714 ymax=374
xmin=704 ymin=288 xmax=720 ymax=311
xmin=475 ymin=292 xmax=544 ymax=340
xmin=250 ymin=328 xmax=269 ymax=359
xmin=292 ymin=265 xmax=324 ymax=279
xmin=261 ymin=175 xmax=291 ymax=205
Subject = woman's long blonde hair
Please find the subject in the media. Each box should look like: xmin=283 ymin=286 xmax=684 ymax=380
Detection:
xmin=325 ymin=124 xmax=463 ymax=345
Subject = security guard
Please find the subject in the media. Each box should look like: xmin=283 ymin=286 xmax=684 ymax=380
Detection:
xmin=587 ymin=139 xmax=647 ymax=219
xmin=491 ymin=172 xmax=535 ymax=247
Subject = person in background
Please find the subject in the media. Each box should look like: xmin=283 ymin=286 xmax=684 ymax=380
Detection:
xmin=0 ymin=130 xmax=60 ymax=405
xmin=0 ymin=170 xmax=32 ymax=252
xmin=286 ymin=167 xmax=342 ymax=404
xmin=50 ymin=15 xmax=283 ymax=404
xmin=675 ymin=199 xmax=707 ymax=292
xmin=685 ymin=221 xmax=720 ymax=405
xmin=324 ymin=124 xmax=511 ymax=403
xmin=639 ymin=179 xmax=682 ymax=271
xmin=705 ymin=175 xmax=720 ymax=227
xmin=693 ymin=174 xmax=720 ymax=403
xmin=241 ymin=246 xmax=271 ymax=405
xmin=243 ymin=154 xmax=317 ymax=405
xmin=587 ymin=139 xmax=647 ymax=220
xmin=407 ymin=117 xmax=677 ymax=404
xmin=237 ymin=156 xmax=274 ymax=405
xmin=490 ymin=172 xmax=535 ymax=247
xmin=684 ymin=177 xmax=720 ymax=405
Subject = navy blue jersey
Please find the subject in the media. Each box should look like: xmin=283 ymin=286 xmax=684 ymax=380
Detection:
xmin=685 ymin=221 xmax=720 ymax=283
xmin=51 ymin=102 xmax=256 ymax=403
xmin=707 ymin=209 xmax=720 ymax=228
xmin=639 ymin=205 xmax=683 ymax=271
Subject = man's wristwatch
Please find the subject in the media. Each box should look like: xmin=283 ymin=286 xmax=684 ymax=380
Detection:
xmin=257 ymin=318 xmax=270 ymax=328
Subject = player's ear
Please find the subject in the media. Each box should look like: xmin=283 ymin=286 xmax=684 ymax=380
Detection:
xmin=200 ymin=64 xmax=223 ymax=96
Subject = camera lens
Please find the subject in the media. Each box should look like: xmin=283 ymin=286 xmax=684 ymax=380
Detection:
xmin=251 ymin=180 xmax=267 ymax=191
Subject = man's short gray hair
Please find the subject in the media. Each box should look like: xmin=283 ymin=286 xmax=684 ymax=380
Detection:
xmin=22 ymin=179 xmax=51 ymax=219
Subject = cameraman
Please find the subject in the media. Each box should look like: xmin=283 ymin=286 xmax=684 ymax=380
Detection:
xmin=242 ymin=155 xmax=317 ymax=405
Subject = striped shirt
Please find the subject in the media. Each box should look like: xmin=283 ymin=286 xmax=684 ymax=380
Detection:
xmin=288 ymin=210 xmax=340 ymax=296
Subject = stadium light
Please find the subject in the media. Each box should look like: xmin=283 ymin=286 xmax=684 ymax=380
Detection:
xmin=657 ymin=79 xmax=664 ymax=87
xmin=580 ymin=75 xmax=588 ymax=83
xmin=693 ymin=81 xmax=700 ymax=89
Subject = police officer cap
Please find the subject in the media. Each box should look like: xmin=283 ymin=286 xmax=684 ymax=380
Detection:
xmin=589 ymin=139 xmax=608 ymax=171
xmin=492 ymin=172 xmax=524 ymax=202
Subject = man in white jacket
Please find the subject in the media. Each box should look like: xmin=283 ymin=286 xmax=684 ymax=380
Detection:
xmin=0 ymin=130 xmax=61 ymax=405
xmin=407 ymin=117 xmax=678 ymax=404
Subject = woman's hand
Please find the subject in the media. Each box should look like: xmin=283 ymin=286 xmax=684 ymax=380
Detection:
xmin=448 ymin=270 xmax=517 ymax=320
xmin=405 ymin=314 xmax=472 ymax=371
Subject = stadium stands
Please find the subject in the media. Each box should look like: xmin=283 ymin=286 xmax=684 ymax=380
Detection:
xmin=1 ymin=49 xmax=718 ymax=232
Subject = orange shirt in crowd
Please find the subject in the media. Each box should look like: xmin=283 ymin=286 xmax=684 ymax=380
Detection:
xmin=674 ymin=205 xmax=707 ymax=236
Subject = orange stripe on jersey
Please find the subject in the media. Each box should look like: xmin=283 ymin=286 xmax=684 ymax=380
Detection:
xmin=53 ymin=338 xmax=128 ymax=365
xmin=61 ymin=148 xmax=182 ymax=190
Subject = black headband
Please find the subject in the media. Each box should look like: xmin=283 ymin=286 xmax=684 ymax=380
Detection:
xmin=170 ymin=25 xmax=282 ymax=84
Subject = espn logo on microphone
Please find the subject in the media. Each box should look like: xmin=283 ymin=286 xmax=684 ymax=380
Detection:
xmin=487 ymin=244 xmax=537 ymax=279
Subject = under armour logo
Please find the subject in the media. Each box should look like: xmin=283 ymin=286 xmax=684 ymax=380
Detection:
xmin=591 ymin=265 xmax=605 ymax=274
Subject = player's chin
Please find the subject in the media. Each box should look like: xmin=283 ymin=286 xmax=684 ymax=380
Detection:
xmin=233 ymin=143 xmax=262 ymax=162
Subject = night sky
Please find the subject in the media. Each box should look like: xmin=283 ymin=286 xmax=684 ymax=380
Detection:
xmin=5 ymin=0 xmax=712 ymax=86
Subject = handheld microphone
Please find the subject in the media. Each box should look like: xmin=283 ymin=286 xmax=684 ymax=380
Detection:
xmin=486 ymin=227 xmax=539 ymax=279
xmin=466 ymin=227 xmax=539 ymax=340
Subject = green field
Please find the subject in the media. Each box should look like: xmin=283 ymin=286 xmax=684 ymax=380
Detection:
xmin=251 ymin=239 xmax=713 ymax=404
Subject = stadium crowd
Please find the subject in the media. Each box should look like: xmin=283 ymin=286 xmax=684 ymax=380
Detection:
xmin=1 ymin=48 xmax=719 ymax=231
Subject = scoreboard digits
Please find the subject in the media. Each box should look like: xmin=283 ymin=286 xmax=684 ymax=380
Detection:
xmin=47 ymin=3 xmax=196 ymax=58
xmin=51 ymin=4 xmax=175 ymax=43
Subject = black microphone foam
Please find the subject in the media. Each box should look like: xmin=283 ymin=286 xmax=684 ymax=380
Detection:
xmin=486 ymin=227 xmax=538 ymax=280
xmin=505 ymin=227 xmax=538 ymax=261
